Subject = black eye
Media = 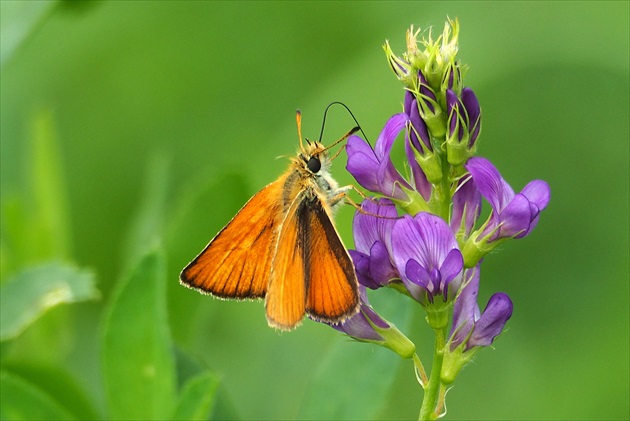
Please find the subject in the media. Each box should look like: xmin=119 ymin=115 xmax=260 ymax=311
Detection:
xmin=307 ymin=156 xmax=321 ymax=173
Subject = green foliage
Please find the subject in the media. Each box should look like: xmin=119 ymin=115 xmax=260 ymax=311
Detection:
xmin=1 ymin=107 xmax=72 ymax=279
xmin=101 ymin=249 xmax=176 ymax=419
xmin=1 ymin=362 xmax=99 ymax=420
xmin=299 ymin=291 xmax=414 ymax=419
xmin=1 ymin=40 xmax=221 ymax=419
xmin=172 ymin=371 xmax=220 ymax=421
xmin=0 ymin=262 xmax=98 ymax=341
xmin=0 ymin=0 xmax=56 ymax=67
xmin=0 ymin=370 xmax=74 ymax=421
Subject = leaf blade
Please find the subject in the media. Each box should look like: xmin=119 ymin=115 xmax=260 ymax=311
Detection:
xmin=101 ymin=248 xmax=176 ymax=420
xmin=0 ymin=262 xmax=98 ymax=341
xmin=0 ymin=370 xmax=75 ymax=420
xmin=172 ymin=371 xmax=220 ymax=421
xmin=298 ymin=289 xmax=414 ymax=419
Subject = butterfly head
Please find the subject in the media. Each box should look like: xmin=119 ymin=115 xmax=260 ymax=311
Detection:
xmin=296 ymin=141 xmax=331 ymax=178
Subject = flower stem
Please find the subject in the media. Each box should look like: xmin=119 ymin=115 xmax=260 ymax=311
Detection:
xmin=418 ymin=327 xmax=446 ymax=421
xmin=428 ymin=153 xmax=452 ymax=221
xmin=413 ymin=352 xmax=428 ymax=387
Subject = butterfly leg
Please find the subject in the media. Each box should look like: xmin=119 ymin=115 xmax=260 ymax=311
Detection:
xmin=332 ymin=185 xmax=398 ymax=219
xmin=329 ymin=185 xmax=371 ymax=211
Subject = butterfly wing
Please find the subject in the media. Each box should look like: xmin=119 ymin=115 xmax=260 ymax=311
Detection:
xmin=264 ymin=191 xmax=307 ymax=330
xmin=304 ymin=193 xmax=359 ymax=323
xmin=265 ymin=188 xmax=360 ymax=330
xmin=180 ymin=180 xmax=283 ymax=299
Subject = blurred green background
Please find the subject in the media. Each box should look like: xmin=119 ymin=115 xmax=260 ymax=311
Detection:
xmin=1 ymin=1 xmax=628 ymax=420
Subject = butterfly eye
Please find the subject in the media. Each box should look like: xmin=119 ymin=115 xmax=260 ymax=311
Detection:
xmin=307 ymin=157 xmax=321 ymax=173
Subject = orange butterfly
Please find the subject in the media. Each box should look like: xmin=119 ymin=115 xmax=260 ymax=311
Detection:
xmin=180 ymin=111 xmax=360 ymax=331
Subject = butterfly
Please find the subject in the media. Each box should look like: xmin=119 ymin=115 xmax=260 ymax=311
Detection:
xmin=180 ymin=111 xmax=360 ymax=331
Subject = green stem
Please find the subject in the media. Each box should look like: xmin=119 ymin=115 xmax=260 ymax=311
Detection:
xmin=427 ymin=153 xmax=452 ymax=221
xmin=412 ymin=353 xmax=428 ymax=387
xmin=418 ymin=327 xmax=446 ymax=421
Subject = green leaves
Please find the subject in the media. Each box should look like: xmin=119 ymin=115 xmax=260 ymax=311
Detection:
xmin=102 ymin=249 xmax=176 ymax=420
xmin=0 ymin=262 xmax=98 ymax=341
xmin=0 ymin=103 xmax=220 ymax=420
xmin=172 ymin=371 xmax=220 ymax=420
xmin=298 ymin=290 xmax=415 ymax=419
xmin=1 ymin=107 xmax=72 ymax=280
xmin=102 ymin=248 xmax=219 ymax=420
xmin=0 ymin=370 xmax=74 ymax=420
xmin=0 ymin=0 xmax=56 ymax=67
xmin=2 ymin=245 xmax=220 ymax=420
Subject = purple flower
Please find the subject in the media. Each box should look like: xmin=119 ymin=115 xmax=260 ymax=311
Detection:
xmin=349 ymin=198 xmax=400 ymax=289
xmin=391 ymin=212 xmax=464 ymax=304
xmin=441 ymin=61 xmax=462 ymax=92
xmin=331 ymin=286 xmax=390 ymax=341
xmin=330 ymin=284 xmax=416 ymax=359
xmin=447 ymin=87 xmax=481 ymax=148
xmin=346 ymin=113 xmax=412 ymax=201
xmin=404 ymin=90 xmax=432 ymax=154
xmin=466 ymin=157 xmax=551 ymax=241
xmin=384 ymin=40 xmax=411 ymax=80
xmin=403 ymin=91 xmax=432 ymax=200
xmin=450 ymin=175 xmax=482 ymax=238
xmin=449 ymin=266 xmax=513 ymax=351
xmin=415 ymin=70 xmax=438 ymax=115
xmin=461 ymin=88 xmax=481 ymax=146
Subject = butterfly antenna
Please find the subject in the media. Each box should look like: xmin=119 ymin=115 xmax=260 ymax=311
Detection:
xmin=318 ymin=101 xmax=369 ymax=145
xmin=296 ymin=109 xmax=304 ymax=149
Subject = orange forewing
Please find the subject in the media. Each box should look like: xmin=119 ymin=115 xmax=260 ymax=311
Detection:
xmin=304 ymin=195 xmax=359 ymax=323
xmin=180 ymin=180 xmax=283 ymax=299
xmin=264 ymin=193 xmax=307 ymax=330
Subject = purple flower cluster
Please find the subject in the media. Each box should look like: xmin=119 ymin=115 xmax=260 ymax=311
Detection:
xmin=329 ymin=22 xmax=550 ymax=359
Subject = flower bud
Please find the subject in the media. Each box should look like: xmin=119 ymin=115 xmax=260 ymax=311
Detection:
xmin=445 ymin=88 xmax=481 ymax=167
xmin=384 ymin=40 xmax=413 ymax=85
xmin=404 ymin=91 xmax=442 ymax=185
xmin=441 ymin=267 xmax=513 ymax=384
xmin=441 ymin=61 xmax=463 ymax=96
xmin=411 ymin=70 xmax=445 ymax=139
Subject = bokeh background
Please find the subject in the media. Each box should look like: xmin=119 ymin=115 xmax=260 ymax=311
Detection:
xmin=1 ymin=1 xmax=628 ymax=420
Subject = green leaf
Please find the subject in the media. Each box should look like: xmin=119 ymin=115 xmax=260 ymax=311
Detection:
xmin=173 ymin=346 xmax=240 ymax=420
xmin=123 ymin=155 xmax=169 ymax=272
xmin=1 ymin=363 xmax=100 ymax=420
xmin=30 ymin=107 xmax=72 ymax=261
xmin=1 ymin=108 xmax=72 ymax=279
xmin=172 ymin=371 xmax=220 ymax=421
xmin=0 ymin=370 xmax=74 ymax=420
xmin=102 ymin=248 xmax=176 ymax=420
xmin=298 ymin=289 xmax=415 ymax=419
xmin=0 ymin=262 xmax=98 ymax=341
xmin=0 ymin=0 xmax=56 ymax=67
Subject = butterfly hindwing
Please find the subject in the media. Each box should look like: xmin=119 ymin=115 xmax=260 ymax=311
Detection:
xmin=303 ymin=193 xmax=359 ymax=323
xmin=265 ymin=191 xmax=307 ymax=330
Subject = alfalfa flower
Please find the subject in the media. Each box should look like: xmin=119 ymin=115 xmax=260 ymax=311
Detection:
xmin=331 ymin=285 xmax=416 ymax=359
xmin=346 ymin=114 xmax=428 ymax=213
xmin=446 ymin=87 xmax=482 ymax=166
xmin=390 ymin=212 xmax=464 ymax=307
xmin=346 ymin=113 xmax=411 ymax=201
xmin=348 ymin=198 xmax=400 ymax=289
xmin=404 ymin=89 xmax=442 ymax=186
xmin=461 ymin=157 xmax=551 ymax=267
xmin=441 ymin=266 xmax=513 ymax=383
